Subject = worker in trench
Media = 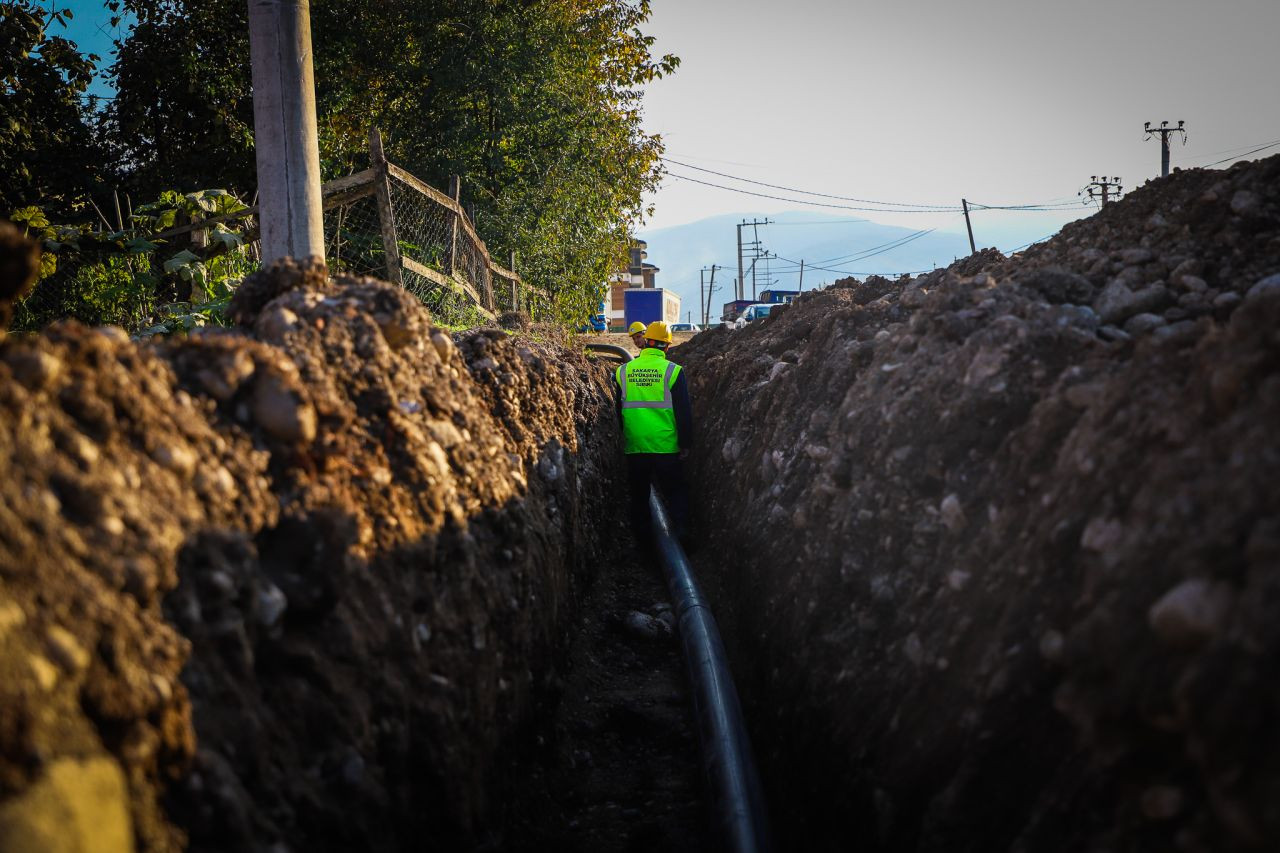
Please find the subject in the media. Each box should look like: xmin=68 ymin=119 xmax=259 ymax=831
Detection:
xmin=627 ymin=320 xmax=648 ymax=350
xmin=614 ymin=321 xmax=693 ymax=548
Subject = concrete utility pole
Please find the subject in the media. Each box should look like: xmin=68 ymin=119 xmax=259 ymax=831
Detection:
xmin=736 ymin=224 xmax=744 ymax=302
xmin=735 ymin=218 xmax=770 ymax=301
xmin=961 ymin=199 xmax=977 ymax=254
xmin=248 ymin=0 xmax=325 ymax=264
xmin=1082 ymin=176 xmax=1123 ymax=207
xmin=1145 ymin=120 xmax=1187 ymax=177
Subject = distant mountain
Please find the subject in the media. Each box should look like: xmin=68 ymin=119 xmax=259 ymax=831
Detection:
xmin=636 ymin=209 xmax=1087 ymax=323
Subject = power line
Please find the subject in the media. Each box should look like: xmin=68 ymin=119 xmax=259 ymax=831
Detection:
xmin=664 ymin=171 xmax=964 ymax=214
xmin=775 ymin=258 xmax=935 ymax=278
xmin=759 ymin=228 xmax=936 ymax=271
xmin=664 ymin=157 xmax=1094 ymax=213
xmin=772 ymin=230 xmax=939 ymax=274
xmin=1004 ymin=231 xmax=1060 ymax=254
xmin=1201 ymin=140 xmax=1280 ymax=168
xmin=662 ymin=156 xmax=959 ymax=210
xmin=804 ymin=228 xmax=938 ymax=267
xmin=768 ymin=218 xmax=869 ymax=226
xmin=1172 ymin=136 xmax=1280 ymax=163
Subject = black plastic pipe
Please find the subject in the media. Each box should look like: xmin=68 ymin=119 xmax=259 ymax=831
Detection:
xmin=582 ymin=342 xmax=633 ymax=363
xmin=650 ymin=489 xmax=773 ymax=853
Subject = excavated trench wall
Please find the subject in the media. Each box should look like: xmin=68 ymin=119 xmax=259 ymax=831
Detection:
xmin=0 ymin=256 xmax=624 ymax=852
xmin=673 ymin=157 xmax=1280 ymax=852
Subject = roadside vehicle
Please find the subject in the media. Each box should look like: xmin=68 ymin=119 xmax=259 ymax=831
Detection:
xmin=670 ymin=322 xmax=701 ymax=333
xmin=732 ymin=303 xmax=777 ymax=330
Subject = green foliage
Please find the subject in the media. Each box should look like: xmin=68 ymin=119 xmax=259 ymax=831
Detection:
xmin=314 ymin=0 xmax=678 ymax=323
xmin=107 ymin=0 xmax=677 ymax=324
xmin=11 ymin=250 xmax=157 ymax=331
xmin=0 ymin=1 xmax=107 ymax=217
xmin=104 ymin=0 xmax=255 ymax=197
xmin=9 ymin=188 xmax=255 ymax=335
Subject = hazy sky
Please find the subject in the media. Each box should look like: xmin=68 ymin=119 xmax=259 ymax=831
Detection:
xmin=639 ymin=0 xmax=1280 ymax=239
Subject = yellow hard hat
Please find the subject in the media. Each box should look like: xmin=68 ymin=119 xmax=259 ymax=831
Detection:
xmin=627 ymin=321 xmax=646 ymax=335
xmin=644 ymin=321 xmax=673 ymax=343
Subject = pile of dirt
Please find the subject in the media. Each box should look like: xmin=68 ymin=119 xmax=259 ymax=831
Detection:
xmin=0 ymin=257 xmax=625 ymax=851
xmin=672 ymin=155 xmax=1280 ymax=851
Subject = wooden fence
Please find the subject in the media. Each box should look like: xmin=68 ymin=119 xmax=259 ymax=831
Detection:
xmin=142 ymin=128 xmax=546 ymax=323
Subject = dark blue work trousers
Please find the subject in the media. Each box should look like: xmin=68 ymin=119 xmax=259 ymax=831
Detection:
xmin=626 ymin=452 xmax=689 ymax=549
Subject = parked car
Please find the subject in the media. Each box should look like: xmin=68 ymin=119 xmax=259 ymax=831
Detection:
xmin=670 ymin=322 xmax=701 ymax=333
xmin=732 ymin=303 xmax=777 ymax=330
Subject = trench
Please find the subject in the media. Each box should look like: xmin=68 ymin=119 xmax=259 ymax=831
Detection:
xmin=492 ymin=346 xmax=726 ymax=851
xmin=494 ymin=532 xmax=708 ymax=851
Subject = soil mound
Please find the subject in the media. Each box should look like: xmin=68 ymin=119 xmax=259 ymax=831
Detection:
xmin=672 ymin=156 xmax=1280 ymax=851
xmin=0 ymin=266 xmax=623 ymax=851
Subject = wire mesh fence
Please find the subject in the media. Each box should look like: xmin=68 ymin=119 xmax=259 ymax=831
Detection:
xmin=323 ymin=193 xmax=383 ymax=278
xmin=12 ymin=134 xmax=544 ymax=334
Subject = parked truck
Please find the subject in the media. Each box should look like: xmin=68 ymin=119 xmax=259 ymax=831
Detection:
xmin=624 ymin=288 xmax=681 ymax=329
xmin=721 ymin=299 xmax=755 ymax=323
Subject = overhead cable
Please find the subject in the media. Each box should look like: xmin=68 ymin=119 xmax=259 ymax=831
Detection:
xmin=663 ymin=157 xmax=1097 ymax=213
xmin=664 ymin=171 xmax=964 ymax=214
xmin=1173 ymin=136 xmax=1280 ymax=163
xmin=663 ymin=157 xmax=960 ymax=210
xmin=1201 ymin=140 xmax=1280 ymax=168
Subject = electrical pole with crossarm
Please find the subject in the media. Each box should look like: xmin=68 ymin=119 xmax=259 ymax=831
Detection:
xmin=735 ymin=219 xmax=770 ymax=301
xmin=1145 ymin=120 xmax=1187 ymax=178
xmin=1081 ymin=176 xmax=1123 ymax=207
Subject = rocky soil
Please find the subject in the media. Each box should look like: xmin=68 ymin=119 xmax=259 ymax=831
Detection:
xmin=0 ymin=256 xmax=626 ymax=851
xmin=672 ymin=155 xmax=1280 ymax=851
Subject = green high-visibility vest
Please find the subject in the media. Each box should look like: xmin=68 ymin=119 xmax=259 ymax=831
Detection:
xmin=615 ymin=348 xmax=682 ymax=455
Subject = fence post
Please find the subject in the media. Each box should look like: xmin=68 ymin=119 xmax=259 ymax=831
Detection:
xmin=447 ymin=175 xmax=461 ymax=277
xmin=509 ymin=250 xmax=518 ymax=312
xmin=368 ymin=127 xmax=404 ymax=287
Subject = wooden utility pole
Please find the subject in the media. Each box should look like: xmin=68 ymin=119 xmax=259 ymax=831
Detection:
xmin=699 ymin=265 xmax=719 ymax=327
xmin=368 ymin=127 xmax=404 ymax=286
xmin=510 ymin=250 xmax=518 ymax=312
xmin=961 ymin=199 xmax=977 ymax=254
xmin=448 ymin=175 xmax=462 ymax=276
xmin=797 ymin=258 xmax=805 ymax=294
xmin=247 ymin=0 xmax=325 ymax=263
xmin=701 ymin=267 xmax=711 ymax=330
xmin=707 ymin=265 xmax=717 ymax=327
xmin=1145 ymin=120 xmax=1186 ymax=177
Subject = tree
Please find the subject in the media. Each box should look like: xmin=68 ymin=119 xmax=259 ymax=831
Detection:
xmin=0 ymin=1 xmax=107 ymax=218
xmin=107 ymin=0 xmax=677 ymax=320
xmin=104 ymin=0 xmax=255 ymax=199
xmin=313 ymin=0 xmax=677 ymax=319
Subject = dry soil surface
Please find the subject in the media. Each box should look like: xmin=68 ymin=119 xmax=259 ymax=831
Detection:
xmin=0 ymin=257 xmax=630 ymax=852
xmin=672 ymin=155 xmax=1280 ymax=852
